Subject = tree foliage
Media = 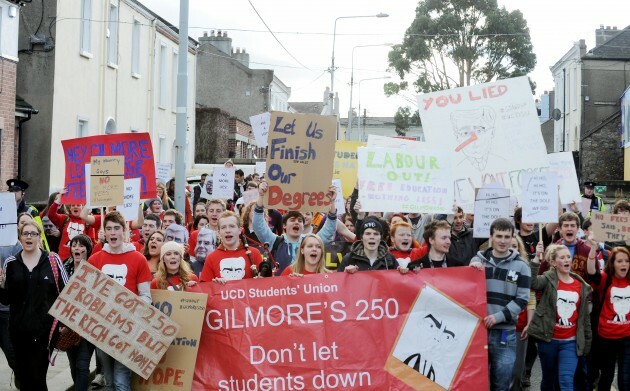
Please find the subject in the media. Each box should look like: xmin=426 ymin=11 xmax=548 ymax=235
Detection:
xmin=394 ymin=106 xmax=420 ymax=136
xmin=386 ymin=0 xmax=536 ymax=96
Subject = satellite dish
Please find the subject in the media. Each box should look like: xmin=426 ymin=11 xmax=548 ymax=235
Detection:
xmin=551 ymin=108 xmax=562 ymax=121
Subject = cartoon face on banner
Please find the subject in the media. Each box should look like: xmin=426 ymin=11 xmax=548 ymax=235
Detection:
xmin=388 ymin=285 xmax=480 ymax=390
xmin=219 ymin=257 xmax=246 ymax=280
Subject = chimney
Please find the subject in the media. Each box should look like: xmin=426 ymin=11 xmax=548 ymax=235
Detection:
xmin=203 ymin=31 xmax=208 ymax=38
xmin=202 ymin=29 xmax=232 ymax=55
xmin=233 ymin=47 xmax=250 ymax=68
xmin=596 ymin=24 xmax=619 ymax=46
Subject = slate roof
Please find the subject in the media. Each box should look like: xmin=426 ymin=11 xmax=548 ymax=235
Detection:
xmin=586 ymin=25 xmax=630 ymax=59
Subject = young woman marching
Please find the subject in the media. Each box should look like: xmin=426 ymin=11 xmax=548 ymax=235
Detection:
xmin=151 ymin=241 xmax=198 ymax=291
xmin=281 ymin=234 xmax=331 ymax=276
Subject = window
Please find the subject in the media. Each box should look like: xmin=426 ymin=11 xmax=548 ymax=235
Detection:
xmin=80 ymin=0 xmax=91 ymax=54
xmin=158 ymin=135 xmax=167 ymax=163
xmin=131 ymin=19 xmax=141 ymax=76
xmin=171 ymin=51 xmax=178 ymax=111
xmin=77 ymin=117 xmax=89 ymax=138
xmin=572 ymin=67 xmax=578 ymax=111
xmin=107 ymin=3 xmax=118 ymax=65
xmin=159 ymin=43 xmax=167 ymax=108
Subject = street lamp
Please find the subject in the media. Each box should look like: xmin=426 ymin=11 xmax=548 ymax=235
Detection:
xmin=356 ymin=76 xmax=391 ymax=141
xmin=348 ymin=43 xmax=392 ymax=140
xmin=329 ymin=13 xmax=389 ymax=100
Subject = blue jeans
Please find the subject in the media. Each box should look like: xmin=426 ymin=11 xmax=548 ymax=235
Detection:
xmin=67 ymin=339 xmax=95 ymax=391
xmin=97 ymin=348 xmax=132 ymax=391
xmin=537 ymin=339 xmax=578 ymax=391
xmin=488 ymin=329 xmax=517 ymax=391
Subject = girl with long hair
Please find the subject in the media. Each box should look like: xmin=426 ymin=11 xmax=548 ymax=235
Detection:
xmin=151 ymin=242 xmax=198 ymax=291
xmin=143 ymin=231 xmax=165 ymax=276
xmin=281 ymin=234 xmax=331 ymax=276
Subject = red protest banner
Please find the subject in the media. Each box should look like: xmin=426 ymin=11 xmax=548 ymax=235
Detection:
xmin=192 ymin=268 xmax=488 ymax=390
xmin=61 ymin=132 xmax=157 ymax=204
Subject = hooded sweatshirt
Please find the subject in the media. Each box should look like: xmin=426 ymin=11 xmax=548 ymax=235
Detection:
xmin=471 ymin=248 xmax=531 ymax=329
xmin=338 ymin=241 xmax=397 ymax=272
xmin=88 ymin=243 xmax=152 ymax=302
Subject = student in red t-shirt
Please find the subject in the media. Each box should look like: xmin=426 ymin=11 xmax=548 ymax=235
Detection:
xmin=47 ymin=192 xmax=87 ymax=260
xmin=200 ymin=211 xmax=262 ymax=283
xmin=528 ymin=244 xmax=592 ymax=391
xmin=88 ymin=211 xmax=152 ymax=390
xmin=588 ymin=246 xmax=630 ymax=391
xmin=281 ymin=234 xmax=332 ymax=276
xmin=150 ymin=241 xmax=198 ymax=291
xmin=388 ymin=221 xmax=426 ymax=270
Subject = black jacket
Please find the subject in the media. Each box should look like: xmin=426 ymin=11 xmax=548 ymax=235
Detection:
xmin=408 ymin=253 xmax=463 ymax=270
xmin=0 ymin=251 xmax=67 ymax=339
xmin=338 ymin=241 xmax=397 ymax=272
xmin=448 ymin=227 xmax=483 ymax=265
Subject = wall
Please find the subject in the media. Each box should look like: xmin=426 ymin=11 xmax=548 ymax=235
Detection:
xmin=195 ymin=108 xmax=230 ymax=163
xmin=0 ymin=59 xmax=17 ymax=184
xmin=581 ymin=112 xmax=623 ymax=182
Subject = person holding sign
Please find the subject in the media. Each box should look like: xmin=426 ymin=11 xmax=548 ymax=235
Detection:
xmin=48 ymin=192 xmax=87 ymax=260
xmin=581 ymin=180 xmax=606 ymax=216
xmin=88 ymin=211 xmax=152 ymax=390
xmin=200 ymin=211 xmax=263 ymax=283
xmin=281 ymin=234 xmax=331 ymax=276
xmin=388 ymin=222 xmax=426 ymax=269
xmin=0 ymin=220 xmax=69 ymax=390
xmin=338 ymin=217 xmax=398 ymax=273
xmin=409 ymin=220 xmax=464 ymax=270
xmin=252 ymin=181 xmax=339 ymax=275
xmin=151 ymin=242 xmax=199 ymax=291
xmin=528 ymin=244 xmax=592 ymax=391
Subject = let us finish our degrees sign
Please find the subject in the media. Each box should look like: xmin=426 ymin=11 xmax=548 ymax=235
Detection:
xmin=418 ymin=76 xmax=549 ymax=212
xmin=264 ymin=112 xmax=336 ymax=212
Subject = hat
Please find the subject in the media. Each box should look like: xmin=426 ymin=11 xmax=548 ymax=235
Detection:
xmin=584 ymin=180 xmax=596 ymax=188
xmin=149 ymin=197 xmax=162 ymax=205
xmin=6 ymin=178 xmax=28 ymax=192
xmin=359 ymin=216 xmax=384 ymax=239
xmin=160 ymin=241 xmax=184 ymax=259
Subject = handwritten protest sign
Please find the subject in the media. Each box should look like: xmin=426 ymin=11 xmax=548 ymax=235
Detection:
xmin=418 ymin=77 xmax=549 ymax=212
xmin=592 ymin=212 xmax=630 ymax=243
xmin=117 ymin=178 xmax=141 ymax=221
xmin=357 ymin=146 xmax=453 ymax=213
xmin=255 ymin=161 xmax=267 ymax=176
xmin=242 ymin=189 xmax=258 ymax=205
xmin=90 ymin=156 xmax=125 ymax=206
xmin=62 ymin=132 xmax=157 ymax=204
xmin=548 ymin=152 xmax=581 ymax=205
xmin=333 ymin=141 xmax=365 ymax=198
xmin=367 ymin=135 xmax=424 ymax=149
xmin=580 ymin=197 xmax=592 ymax=217
xmin=133 ymin=290 xmax=207 ymax=390
xmin=332 ymin=179 xmax=345 ymax=215
xmin=473 ymin=187 xmax=511 ymax=238
xmin=48 ymin=262 xmax=180 ymax=379
xmin=156 ymin=163 xmax=171 ymax=185
xmin=264 ymin=112 xmax=336 ymax=212
xmin=0 ymin=192 xmax=18 ymax=246
xmin=211 ymin=167 xmax=235 ymax=200
xmin=521 ymin=172 xmax=559 ymax=223
xmin=250 ymin=112 xmax=271 ymax=148
xmin=193 ymin=268 xmax=488 ymax=390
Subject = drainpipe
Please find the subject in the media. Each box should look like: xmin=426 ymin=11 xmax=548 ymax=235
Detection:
xmin=17 ymin=107 xmax=39 ymax=179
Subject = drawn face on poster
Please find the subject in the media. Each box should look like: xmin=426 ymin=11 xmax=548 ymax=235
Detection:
xmin=451 ymin=106 xmax=498 ymax=171
xmin=391 ymin=285 xmax=479 ymax=389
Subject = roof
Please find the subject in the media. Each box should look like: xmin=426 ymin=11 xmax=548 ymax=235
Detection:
xmin=289 ymin=102 xmax=324 ymax=114
xmin=585 ymin=25 xmax=630 ymax=60
xmin=131 ymin=0 xmax=198 ymax=46
xmin=15 ymin=95 xmax=38 ymax=114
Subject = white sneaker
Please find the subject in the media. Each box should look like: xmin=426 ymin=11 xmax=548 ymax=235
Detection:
xmin=91 ymin=374 xmax=105 ymax=387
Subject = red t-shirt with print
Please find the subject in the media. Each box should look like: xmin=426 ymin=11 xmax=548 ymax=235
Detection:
xmin=389 ymin=247 xmax=427 ymax=268
xmin=88 ymin=250 xmax=152 ymax=294
xmin=200 ymin=246 xmax=262 ymax=282
xmin=48 ymin=202 xmax=88 ymax=260
xmin=597 ymin=272 xmax=630 ymax=339
xmin=553 ymin=279 xmax=582 ymax=340
xmin=92 ymin=215 xmax=140 ymax=243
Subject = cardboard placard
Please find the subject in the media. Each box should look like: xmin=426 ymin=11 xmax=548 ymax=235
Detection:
xmin=211 ymin=167 xmax=235 ymax=200
xmin=591 ymin=212 xmax=630 ymax=243
xmin=521 ymin=172 xmax=559 ymax=223
xmin=90 ymin=156 xmax=125 ymax=206
xmin=250 ymin=112 xmax=271 ymax=148
xmin=62 ymin=132 xmax=157 ymax=204
xmin=48 ymin=262 xmax=180 ymax=379
xmin=265 ymin=112 xmax=336 ymax=212
xmin=133 ymin=290 xmax=207 ymax=390
xmin=0 ymin=192 xmax=18 ymax=247
xmin=357 ymin=146 xmax=454 ymax=213
xmin=156 ymin=163 xmax=171 ymax=185
xmin=473 ymin=187 xmax=511 ymax=238
xmin=333 ymin=141 xmax=365 ymax=198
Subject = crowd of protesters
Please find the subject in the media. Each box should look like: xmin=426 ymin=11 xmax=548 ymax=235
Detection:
xmin=0 ymin=168 xmax=629 ymax=391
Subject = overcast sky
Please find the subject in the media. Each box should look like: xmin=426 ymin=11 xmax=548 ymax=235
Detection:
xmin=142 ymin=0 xmax=630 ymax=117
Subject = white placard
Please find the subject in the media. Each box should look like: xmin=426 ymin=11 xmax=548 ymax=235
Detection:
xmin=0 ymin=192 xmax=18 ymax=246
xmin=521 ymin=172 xmax=559 ymax=223
xmin=242 ymin=189 xmax=259 ymax=205
xmin=250 ymin=112 xmax=271 ymax=148
xmin=332 ymin=179 xmax=345 ymax=215
xmin=580 ymin=197 xmax=592 ymax=217
xmin=357 ymin=147 xmax=454 ymax=213
xmin=367 ymin=135 xmax=425 ymax=149
xmin=255 ymin=161 xmax=267 ymax=176
xmin=117 ymin=178 xmax=141 ymax=221
xmin=211 ymin=167 xmax=235 ymax=200
xmin=548 ymin=152 xmax=581 ymax=204
xmin=473 ymin=187 xmax=511 ymax=238
xmin=156 ymin=162 xmax=171 ymax=185
xmin=418 ymin=76 xmax=549 ymax=212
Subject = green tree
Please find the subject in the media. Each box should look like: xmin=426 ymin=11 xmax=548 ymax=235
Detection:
xmin=385 ymin=0 xmax=536 ymax=100
xmin=394 ymin=106 xmax=420 ymax=136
